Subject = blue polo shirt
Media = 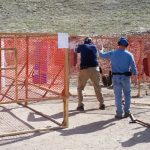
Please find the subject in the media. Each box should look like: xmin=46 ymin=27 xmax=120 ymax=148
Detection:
xmin=99 ymin=49 xmax=137 ymax=75
xmin=76 ymin=43 xmax=99 ymax=68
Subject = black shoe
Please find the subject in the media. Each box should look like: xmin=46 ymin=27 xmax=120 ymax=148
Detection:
xmin=115 ymin=114 xmax=123 ymax=119
xmin=99 ymin=104 xmax=105 ymax=110
xmin=76 ymin=105 xmax=84 ymax=111
xmin=124 ymin=112 xmax=131 ymax=118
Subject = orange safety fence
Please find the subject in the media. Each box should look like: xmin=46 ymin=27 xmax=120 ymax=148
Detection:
xmin=69 ymin=34 xmax=150 ymax=83
xmin=0 ymin=33 xmax=70 ymax=128
xmin=0 ymin=33 xmax=150 ymax=104
xmin=0 ymin=33 xmax=69 ymax=104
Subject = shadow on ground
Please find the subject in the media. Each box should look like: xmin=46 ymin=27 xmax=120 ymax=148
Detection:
xmin=121 ymin=128 xmax=150 ymax=147
xmin=59 ymin=118 xmax=117 ymax=136
xmin=27 ymin=108 xmax=115 ymax=121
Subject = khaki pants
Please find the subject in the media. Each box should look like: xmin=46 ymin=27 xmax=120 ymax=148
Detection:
xmin=77 ymin=67 xmax=104 ymax=107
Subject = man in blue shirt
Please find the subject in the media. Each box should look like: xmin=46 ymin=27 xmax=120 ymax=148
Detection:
xmin=75 ymin=37 xmax=105 ymax=111
xmin=99 ymin=37 xmax=137 ymax=118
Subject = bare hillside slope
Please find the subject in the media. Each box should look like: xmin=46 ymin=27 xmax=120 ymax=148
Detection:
xmin=0 ymin=0 xmax=150 ymax=35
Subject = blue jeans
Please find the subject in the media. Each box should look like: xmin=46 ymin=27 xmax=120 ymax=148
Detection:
xmin=112 ymin=75 xmax=131 ymax=116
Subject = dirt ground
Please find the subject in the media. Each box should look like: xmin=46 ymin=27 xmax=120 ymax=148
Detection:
xmin=0 ymin=0 xmax=150 ymax=149
xmin=0 ymin=74 xmax=150 ymax=150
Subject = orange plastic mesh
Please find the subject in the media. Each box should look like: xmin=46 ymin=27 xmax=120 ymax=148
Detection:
xmin=70 ymin=35 xmax=150 ymax=80
xmin=0 ymin=33 xmax=150 ymax=103
xmin=0 ymin=34 xmax=66 ymax=103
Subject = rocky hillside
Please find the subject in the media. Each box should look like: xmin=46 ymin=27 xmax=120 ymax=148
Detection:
xmin=0 ymin=0 xmax=150 ymax=36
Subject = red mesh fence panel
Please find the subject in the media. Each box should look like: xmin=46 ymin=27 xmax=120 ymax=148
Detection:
xmin=27 ymin=36 xmax=65 ymax=99
xmin=0 ymin=37 xmax=16 ymax=103
xmin=70 ymin=34 xmax=150 ymax=81
xmin=0 ymin=33 xmax=150 ymax=104
xmin=0 ymin=34 xmax=66 ymax=103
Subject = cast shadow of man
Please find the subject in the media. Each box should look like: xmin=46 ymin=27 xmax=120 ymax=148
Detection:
xmin=121 ymin=128 xmax=150 ymax=147
xmin=27 ymin=109 xmax=117 ymax=137
xmin=27 ymin=109 xmax=100 ymax=121
xmin=59 ymin=118 xmax=117 ymax=136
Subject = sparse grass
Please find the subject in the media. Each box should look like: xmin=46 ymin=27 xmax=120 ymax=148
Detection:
xmin=0 ymin=0 xmax=150 ymax=35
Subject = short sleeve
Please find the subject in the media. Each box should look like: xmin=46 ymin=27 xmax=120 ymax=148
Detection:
xmin=75 ymin=45 xmax=82 ymax=53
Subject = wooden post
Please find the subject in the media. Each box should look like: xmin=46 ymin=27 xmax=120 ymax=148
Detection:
xmin=62 ymin=48 xmax=69 ymax=127
xmin=0 ymin=38 xmax=1 ymax=93
xmin=148 ymin=53 xmax=150 ymax=77
xmin=14 ymin=35 xmax=18 ymax=102
xmin=136 ymin=39 xmax=144 ymax=97
xmin=25 ymin=36 xmax=29 ymax=105
xmin=0 ymin=127 xmax=63 ymax=138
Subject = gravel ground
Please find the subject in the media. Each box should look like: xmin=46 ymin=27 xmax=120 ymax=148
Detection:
xmin=0 ymin=1 xmax=150 ymax=149
xmin=0 ymin=79 xmax=150 ymax=150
